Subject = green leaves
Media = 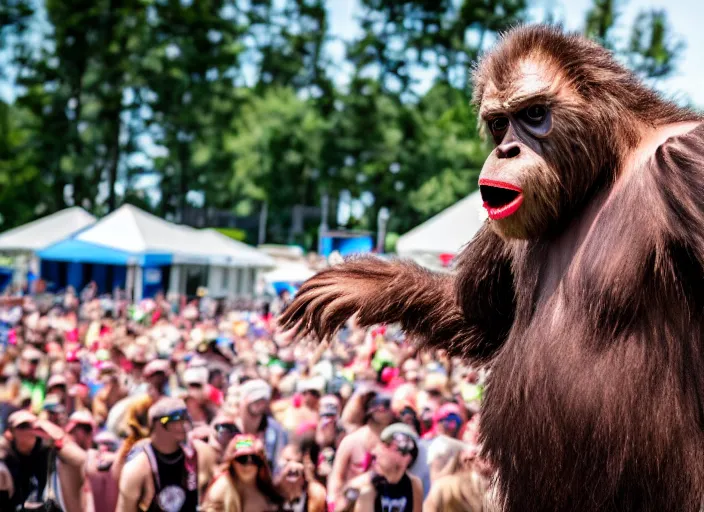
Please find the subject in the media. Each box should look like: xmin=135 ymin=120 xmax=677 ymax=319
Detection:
xmin=583 ymin=0 xmax=683 ymax=81
xmin=0 ymin=0 xmax=688 ymax=246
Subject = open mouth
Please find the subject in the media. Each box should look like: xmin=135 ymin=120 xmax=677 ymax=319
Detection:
xmin=479 ymin=179 xmax=524 ymax=220
xmin=285 ymin=471 xmax=302 ymax=482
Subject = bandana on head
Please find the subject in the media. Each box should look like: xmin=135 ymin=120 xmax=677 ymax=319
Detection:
xmin=235 ymin=438 xmax=254 ymax=451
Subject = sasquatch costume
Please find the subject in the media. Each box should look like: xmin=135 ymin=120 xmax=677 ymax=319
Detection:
xmin=280 ymin=26 xmax=704 ymax=512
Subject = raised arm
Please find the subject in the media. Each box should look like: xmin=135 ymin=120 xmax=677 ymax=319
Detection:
xmin=279 ymin=224 xmax=515 ymax=362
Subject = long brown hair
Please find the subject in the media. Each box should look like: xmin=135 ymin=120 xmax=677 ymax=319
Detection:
xmin=221 ymin=435 xmax=284 ymax=508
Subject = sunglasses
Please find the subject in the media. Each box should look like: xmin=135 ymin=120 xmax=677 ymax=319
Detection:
xmin=187 ymin=382 xmax=203 ymax=389
xmin=303 ymin=389 xmax=321 ymax=398
xmin=215 ymin=423 xmax=239 ymax=435
xmin=14 ymin=422 xmax=33 ymax=431
xmin=400 ymin=407 xmax=417 ymax=418
xmin=71 ymin=423 xmax=94 ymax=435
xmin=233 ymin=454 xmax=263 ymax=466
xmin=440 ymin=413 xmax=462 ymax=426
xmin=369 ymin=398 xmax=391 ymax=410
xmin=26 ymin=359 xmax=40 ymax=365
xmin=384 ymin=433 xmax=416 ymax=455
xmin=96 ymin=441 xmax=119 ymax=452
xmin=158 ymin=409 xmax=190 ymax=425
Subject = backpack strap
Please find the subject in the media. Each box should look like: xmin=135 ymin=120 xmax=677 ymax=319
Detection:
xmin=43 ymin=448 xmax=66 ymax=511
xmin=183 ymin=442 xmax=199 ymax=505
xmin=143 ymin=443 xmax=162 ymax=492
xmin=44 ymin=449 xmax=56 ymax=502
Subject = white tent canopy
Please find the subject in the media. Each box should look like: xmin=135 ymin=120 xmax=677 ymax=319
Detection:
xmin=75 ymin=204 xmax=273 ymax=267
xmin=263 ymin=262 xmax=316 ymax=283
xmin=396 ymin=190 xmax=487 ymax=257
xmin=193 ymin=229 xmax=275 ymax=268
xmin=0 ymin=207 xmax=96 ymax=252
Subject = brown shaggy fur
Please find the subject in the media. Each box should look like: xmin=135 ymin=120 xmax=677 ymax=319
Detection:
xmin=280 ymin=25 xmax=704 ymax=511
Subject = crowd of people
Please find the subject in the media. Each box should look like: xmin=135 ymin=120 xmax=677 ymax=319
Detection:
xmin=0 ymin=285 xmax=495 ymax=511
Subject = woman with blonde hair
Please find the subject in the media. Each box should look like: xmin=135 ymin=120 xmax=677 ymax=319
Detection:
xmin=202 ymin=434 xmax=284 ymax=512
xmin=423 ymin=435 xmax=498 ymax=511
xmin=426 ymin=435 xmax=470 ymax=483
xmin=423 ymin=470 xmax=495 ymax=512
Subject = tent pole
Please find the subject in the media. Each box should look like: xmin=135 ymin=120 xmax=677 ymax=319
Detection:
xmin=126 ymin=264 xmax=134 ymax=302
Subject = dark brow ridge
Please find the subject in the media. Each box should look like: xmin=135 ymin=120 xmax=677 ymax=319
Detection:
xmin=480 ymin=93 xmax=555 ymax=120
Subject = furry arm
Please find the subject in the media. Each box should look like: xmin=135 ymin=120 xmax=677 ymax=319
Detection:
xmin=279 ymin=225 xmax=516 ymax=362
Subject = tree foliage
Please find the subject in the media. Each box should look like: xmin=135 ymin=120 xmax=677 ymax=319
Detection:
xmin=0 ymin=0 xmax=689 ymax=247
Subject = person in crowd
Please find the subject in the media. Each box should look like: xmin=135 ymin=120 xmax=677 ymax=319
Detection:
xmin=327 ymin=391 xmax=395 ymax=507
xmin=314 ymin=395 xmax=345 ymax=483
xmin=202 ymin=434 xmax=284 ymax=512
xmin=422 ymin=469 xmax=493 ymax=512
xmin=424 ymin=403 xmax=465 ymax=440
xmin=85 ymin=431 xmax=122 ymax=512
xmin=425 ymin=435 xmax=472 ymax=484
xmin=93 ymin=362 xmax=128 ymax=426
xmin=282 ymin=377 xmax=325 ymax=430
xmin=0 ymin=281 xmax=497 ymax=512
xmin=18 ymin=346 xmax=46 ymax=414
xmin=275 ymin=441 xmax=327 ymax=512
xmin=183 ymin=366 xmax=217 ymax=426
xmin=0 ymin=410 xmax=86 ymax=511
xmin=210 ymin=413 xmax=240 ymax=463
xmin=46 ymin=374 xmax=69 ymax=411
xmin=207 ymin=368 xmax=226 ymax=407
xmin=116 ymin=398 xmax=217 ymax=512
xmin=233 ymin=379 xmax=288 ymax=472
xmin=42 ymin=393 xmax=68 ymax=428
xmin=117 ymin=358 xmax=172 ymax=448
xmin=58 ymin=411 xmax=97 ymax=512
xmin=338 ymin=423 xmax=423 ymax=512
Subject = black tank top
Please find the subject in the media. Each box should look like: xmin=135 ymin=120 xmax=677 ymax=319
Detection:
xmin=3 ymin=439 xmax=50 ymax=511
xmin=373 ymin=472 xmax=413 ymax=512
xmin=144 ymin=443 xmax=199 ymax=512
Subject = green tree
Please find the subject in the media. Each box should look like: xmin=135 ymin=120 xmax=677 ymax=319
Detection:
xmin=0 ymin=100 xmax=48 ymax=228
xmin=136 ymin=0 xmax=246 ymax=220
xmin=583 ymin=0 xmax=683 ymax=81
xmin=223 ymin=87 xmax=329 ymax=243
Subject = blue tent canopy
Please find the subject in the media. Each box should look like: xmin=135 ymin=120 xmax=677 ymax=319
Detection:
xmin=37 ymin=239 xmax=172 ymax=266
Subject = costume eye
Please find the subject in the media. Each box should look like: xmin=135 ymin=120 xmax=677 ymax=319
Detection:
xmin=525 ymin=105 xmax=547 ymax=124
xmin=489 ymin=116 xmax=509 ymax=134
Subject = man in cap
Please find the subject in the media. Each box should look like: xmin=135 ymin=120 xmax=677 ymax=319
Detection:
xmin=327 ymin=390 xmax=395 ymax=507
xmin=41 ymin=393 xmax=68 ymax=428
xmin=143 ymin=359 xmax=172 ymax=401
xmin=282 ymin=376 xmax=325 ymax=431
xmin=315 ymin=395 xmax=345 ymax=484
xmin=116 ymin=397 xmax=217 ymax=512
xmin=85 ymin=430 xmax=121 ymax=512
xmin=46 ymin=374 xmax=68 ymax=402
xmin=85 ymin=431 xmax=120 ymax=512
xmin=234 ymin=378 xmax=288 ymax=472
xmin=182 ymin=366 xmax=215 ymax=426
xmin=339 ymin=424 xmax=423 ymax=512
xmin=0 ymin=410 xmax=86 ymax=511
